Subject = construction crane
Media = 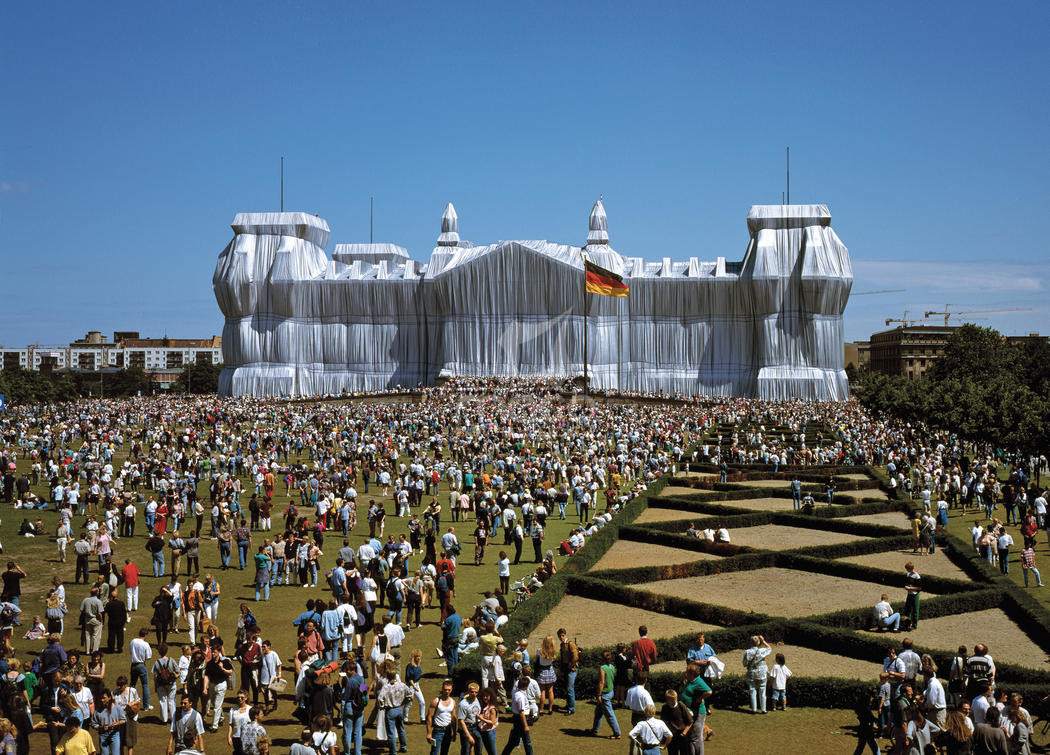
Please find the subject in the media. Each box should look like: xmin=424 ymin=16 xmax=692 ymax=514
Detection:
xmin=923 ymin=306 xmax=1032 ymax=326
xmin=884 ymin=311 xmax=928 ymax=327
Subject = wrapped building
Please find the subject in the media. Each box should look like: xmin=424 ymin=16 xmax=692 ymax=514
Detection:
xmin=213 ymin=201 xmax=852 ymax=399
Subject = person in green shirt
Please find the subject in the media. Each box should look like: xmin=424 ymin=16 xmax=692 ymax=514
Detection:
xmin=588 ymin=650 xmax=621 ymax=739
xmin=680 ymin=662 xmax=712 ymax=755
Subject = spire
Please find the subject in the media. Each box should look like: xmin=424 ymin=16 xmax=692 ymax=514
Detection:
xmin=437 ymin=202 xmax=460 ymax=247
xmin=586 ymin=197 xmax=609 ymax=246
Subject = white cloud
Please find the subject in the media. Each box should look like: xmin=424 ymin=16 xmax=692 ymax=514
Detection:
xmin=852 ymin=259 xmax=1045 ymax=294
xmin=852 ymin=260 xmax=1041 ymax=296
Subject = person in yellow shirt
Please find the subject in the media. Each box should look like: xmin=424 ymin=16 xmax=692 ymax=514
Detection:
xmin=54 ymin=714 xmax=97 ymax=755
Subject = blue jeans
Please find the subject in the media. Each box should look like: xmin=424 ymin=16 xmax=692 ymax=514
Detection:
xmin=238 ymin=542 xmax=249 ymax=569
xmin=341 ymin=706 xmax=363 ymax=755
xmin=500 ymin=719 xmax=532 ymax=755
xmin=388 ymin=599 xmax=403 ymax=626
xmin=145 ymin=513 xmax=155 ymax=532
xmin=792 ymin=491 xmax=801 ymax=510
xmin=255 ymin=580 xmax=270 ymax=601
xmin=748 ymin=677 xmax=767 ymax=712
xmin=131 ymin=661 xmax=151 ymax=708
xmin=271 ymin=558 xmax=285 ymax=584
xmin=385 ymin=706 xmax=407 ymax=754
xmin=431 ymin=726 xmax=453 ymax=755
xmin=461 ymin=724 xmax=481 ymax=755
xmin=591 ymin=690 xmax=619 ymax=736
xmin=564 ymin=669 xmax=577 ymax=712
xmin=220 ymin=542 xmax=231 ymax=567
xmin=100 ymin=735 xmax=121 ymax=755
xmin=153 ymin=552 xmax=165 ymax=577
xmin=880 ymin=613 xmax=901 ymax=631
xmin=558 ymin=503 xmax=566 ymax=520
xmin=310 ymin=562 xmax=318 ymax=586
xmin=443 ymin=642 xmax=459 ymax=670
xmin=1024 ymin=567 xmax=1043 ymax=587
xmin=479 ymin=729 xmax=498 ymax=755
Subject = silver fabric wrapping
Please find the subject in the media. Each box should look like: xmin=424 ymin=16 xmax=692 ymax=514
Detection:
xmin=214 ymin=205 xmax=852 ymax=399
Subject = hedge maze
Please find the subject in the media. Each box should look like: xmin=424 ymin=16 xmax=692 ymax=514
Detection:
xmin=453 ymin=421 xmax=1050 ymax=710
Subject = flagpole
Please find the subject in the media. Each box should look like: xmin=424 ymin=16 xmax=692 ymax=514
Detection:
xmin=582 ymin=251 xmax=589 ymax=396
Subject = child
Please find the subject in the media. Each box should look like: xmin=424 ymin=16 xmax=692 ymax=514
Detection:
xmin=504 ymin=650 xmax=522 ymax=709
xmin=876 ymin=671 xmax=892 ymax=736
xmin=769 ymin=653 xmax=792 ymax=710
xmin=516 ymin=638 xmax=530 ymax=668
xmin=22 ymin=617 xmax=46 ymax=641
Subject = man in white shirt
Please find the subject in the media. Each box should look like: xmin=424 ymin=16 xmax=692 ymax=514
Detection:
xmin=997 ymin=527 xmax=1014 ymax=575
xmin=382 ymin=615 xmax=406 ymax=674
xmin=923 ymin=663 xmax=947 ymax=727
xmin=358 ymin=537 xmax=375 ymax=569
xmin=625 ymin=671 xmax=656 ymax=736
xmin=873 ymin=594 xmax=901 ymax=632
xmin=503 ymin=678 xmax=534 ymax=755
xmin=628 ymin=704 xmax=672 ymax=752
xmin=897 ymin=639 xmax=922 ymax=687
xmin=970 ymin=684 xmax=992 ymax=725
xmin=129 ymin=626 xmax=155 ymax=709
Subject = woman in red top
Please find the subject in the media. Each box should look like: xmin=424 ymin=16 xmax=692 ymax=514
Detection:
xmin=155 ymin=501 xmax=169 ymax=535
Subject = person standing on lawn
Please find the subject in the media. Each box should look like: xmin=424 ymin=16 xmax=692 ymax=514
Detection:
xmin=679 ymin=661 xmax=712 ymax=755
xmin=557 ymin=628 xmax=579 ymax=715
xmin=1021 ymin=545 xmax=1044 ymax=587
xmin=904 ymin=562 xmax=922 ymax=629
xmin=631 ymin=626 xmax=658 ymax=674
xmin=589 ymin=649 xmax=621 ymax=740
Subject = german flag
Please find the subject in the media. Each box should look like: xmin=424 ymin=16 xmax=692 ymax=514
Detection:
xmin=585 ymin=260 xmax=629 ymax=297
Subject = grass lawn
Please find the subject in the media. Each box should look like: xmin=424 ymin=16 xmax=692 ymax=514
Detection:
xmin=1 ymin=430 xmax=666 ymax=753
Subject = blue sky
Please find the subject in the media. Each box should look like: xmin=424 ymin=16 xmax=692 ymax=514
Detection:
xmin=2 ymin=1 xmax=1048 ymax=346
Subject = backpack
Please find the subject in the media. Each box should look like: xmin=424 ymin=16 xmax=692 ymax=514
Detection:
xmin=155 ymin=658 xmax=175 ymax=687
xmin=342 ymin=672 xmax=367 ymax=714
xmin=385 ymin=579 xmax=400 ymax=601
xmin=435 ymin=575 xmax=448 ymax=596
xmin=0 ymin=606 xmax=16 ymax=626
xmin=342 ymin=610 xmax=353 ymax=629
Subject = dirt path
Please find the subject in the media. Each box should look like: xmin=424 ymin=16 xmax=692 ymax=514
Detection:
xmin=636 ymin=507 xmax=701 ymax=523
xmin=841 ymin=512 xmax=910 ymax=529
xmin=634 ymin=567 xmax=936 ymax=617
xmin=839 ymin=549 xmax=969 ymax=579
xmin=728 ymin=524 xmax=868 ymax=550
xmin=529 ymin=595 xmax=708 ymax=649
xmin=592 ymin=540 xmax=721 ymax=571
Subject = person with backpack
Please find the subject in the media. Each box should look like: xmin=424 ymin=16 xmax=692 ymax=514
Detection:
xmin=152 ymin=642 xmax=178 ymax=723
xmin=340 ymin=655 xmax=368 ymax=755
xmin=386 ymin=569 xmax=406 ymax=627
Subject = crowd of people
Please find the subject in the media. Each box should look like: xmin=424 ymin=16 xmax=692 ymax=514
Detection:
xmin=0 ymin=377 xmax=1045 ymax=754
xmin=0 ymin=379 xmax=709 ymax=754
xmin=851 ymin=639 xmax=1043 ymax=755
